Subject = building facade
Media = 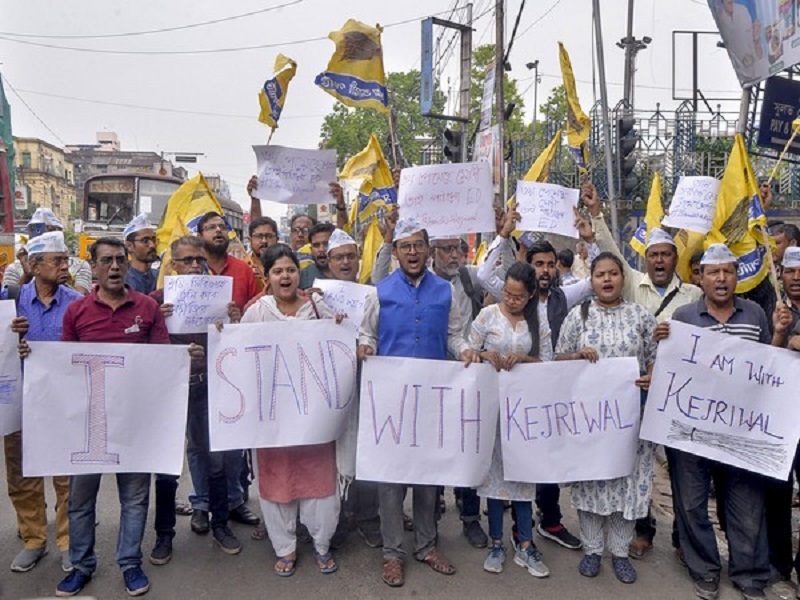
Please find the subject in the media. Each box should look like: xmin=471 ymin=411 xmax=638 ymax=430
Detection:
xmin=13 ymin=137 xmax=76 ymax=228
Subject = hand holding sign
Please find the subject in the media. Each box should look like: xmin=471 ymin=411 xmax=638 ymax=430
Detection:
xmin=164 ymin=275 xmax=233 ymax=334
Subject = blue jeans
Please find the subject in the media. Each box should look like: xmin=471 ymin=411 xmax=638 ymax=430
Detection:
xmin=68 ymin=472 xmax=150 ymax=575
xmin=488 ymin=499 xmax=532 ymax=543
xmin=456 ymin=487 xmax=481 ymax=522
xmin=668 ymin=448 xmax=769 ymax=590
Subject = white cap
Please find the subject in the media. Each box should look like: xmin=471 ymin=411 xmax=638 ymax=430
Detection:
xmin=327 ymin=229 xmax=357 ymax=254
xmin=123 ymin=213 xmax=155 ymax=239
xmin=26 ymin=230 xmax=67 ymax=255
xmin=701 ymin=243 xmax=738 ymax=266
xmin=645 ymin=227 xmax=677 ymax=250
xmin=28 ymin=208 xmax=63 ymax=229
xmin=783 ymin=246 xmax=800 ymax=268
xmin=393 ymin=216 xmax=425 ymax=243
xmin=429 ymin=234 xmax=460 ymax=243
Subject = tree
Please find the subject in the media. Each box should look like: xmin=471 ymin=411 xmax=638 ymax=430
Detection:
xmin=469 ymin=45 xmax=527 ymax=142
xmin=319 ymin=70 xmax=446 ymax=167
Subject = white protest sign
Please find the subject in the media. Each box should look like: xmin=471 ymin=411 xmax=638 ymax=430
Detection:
xmin=641 ymin=321 xmax=800 ymax=480
xmin=357 ymin=357 xmax=499 ymax=487
xmin=515 ymin=181 xmax=579 ymax=239
xmin=252 ymin=145 xmax=338 ymax=205
xmin=398 ymin=162 xmax=494 ymax=237
xmin=22 ymin=342 xmax=190 ymax=476
xmin=207 ymin=320 xmax=357 ymax=450
xmin=499 ymin=358 xmax=641 ymax=484
xmin=313 ymin=278 xmax=370 ymax=337
xmin=661 ymin=176 xmax=720 ymax=234
xmin=164 ymin=275 xmax=233 ymax=334
xmin=0 ymin=300 xmax=22 ymax=436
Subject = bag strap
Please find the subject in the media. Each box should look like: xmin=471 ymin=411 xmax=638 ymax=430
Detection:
xmin=5 ymin=285 xmax=20 ymax=309
xmin=654 ymin=283 xmax=681 ymax=318
xmin=308 ymin=294 xmax=322 ymax=319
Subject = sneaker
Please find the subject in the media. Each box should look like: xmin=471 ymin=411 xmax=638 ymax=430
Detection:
xmin=149 ymin=535 xmax=173 ymax=565
xmin=483 ymin=543 xmax=506 ymax=573
xmin=357 ymin=523 xmax=383 ymax=549
xmin=213 ymin=526 xmax=242 ymax=555
xmin=10 ymin=546 xmax=47 ymax=572
xmin=190 ymin=509 xmax=209 ymax=535
xmin=463 ymin=520 xmax=488 ymax=549
xmin=536 ymin=523 xmax=582 ymax=550
xmin=513 ymin=545 xmax=550 ymax=578
xmin=55 ymin=569 xmax=91 ymax=597
xmin=694 ymin=578 xmax=719 ymax=600
xmin=739 ymin=588 xmax=765 ymax=600
xmin=579 ymin=553 xmax=602 ymax=578
xmin=612 ymin=556 xmax=637 ymax=583
xmin=123 ymin=566 xmax=150 ymax=596
xmin=60 ymin=550 xmax=73 ymax=573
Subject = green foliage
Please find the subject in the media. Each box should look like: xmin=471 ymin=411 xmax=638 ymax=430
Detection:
xmin=469 ymin=45 xmax=527 ymax=140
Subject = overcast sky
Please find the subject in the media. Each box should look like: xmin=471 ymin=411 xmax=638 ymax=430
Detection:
xmin=0 ymin=0 xmax=740 ymax=220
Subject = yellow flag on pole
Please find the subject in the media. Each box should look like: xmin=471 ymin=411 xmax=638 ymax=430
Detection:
xmin=629 ymin=172 xmax=664 ymax=256
xmin=558 ymin=43 xmax=591 ymax=172
xmin=315 ymin=19 xmax=389 ymax=113
xmin=340 ymin=134 xmax=397 ymax=225
xmin=258 ymin=54 xmax=297 ymax=129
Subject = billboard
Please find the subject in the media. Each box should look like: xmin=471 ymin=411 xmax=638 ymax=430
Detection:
xmin=757 ymin=75 xmax=800 ymax=153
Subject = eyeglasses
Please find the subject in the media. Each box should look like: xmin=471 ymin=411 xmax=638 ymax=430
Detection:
xmin=329 ymin=252 xmax=357 ymax=263
xmin=96 ymin=255 xmax=129 ymax=266
xmin=202 ymin=223 xmax=228 ymax=232
xmin=434 ymin=244 xmax=461 ymax=255
xmin=291 ymin=227 xmax=309 ymax=235
xmin=251 ymin=232 xmax=277 ymax=241
xmin=396 ymin=240 xmax=427 ymax=254
xmin=43 ymin=256 xmax=70 ymax=267
xmin=173 ymin=255 xmax=208 ymax=266
xmin=133 ymin=236 xmax=156 ymax=245
xmin=502 ymin=288 xmax=529 ymax=303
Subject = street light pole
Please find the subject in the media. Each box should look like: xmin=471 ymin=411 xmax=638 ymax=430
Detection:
xmin=526 ymin=60 xmax=540 ymax=142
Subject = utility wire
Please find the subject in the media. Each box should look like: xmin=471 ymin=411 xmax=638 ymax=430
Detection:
xmin=516 ymin=0 xmax=563 ymax=40
xmin=2 ymin=75 xmax=65 ymax=144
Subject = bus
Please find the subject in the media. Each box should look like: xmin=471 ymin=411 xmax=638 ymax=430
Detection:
xmin=78 ymin=173 xmax=245 ymax=257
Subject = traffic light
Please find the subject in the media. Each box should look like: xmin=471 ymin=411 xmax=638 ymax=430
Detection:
xmin=617 ymin=116 xmax=639 ymax=198
xmin=443 ymin=128 xmax=463 ymax=163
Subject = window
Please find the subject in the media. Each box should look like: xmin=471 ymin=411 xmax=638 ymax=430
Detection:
xmin=21 ymin=152 xmax=31 ymax=169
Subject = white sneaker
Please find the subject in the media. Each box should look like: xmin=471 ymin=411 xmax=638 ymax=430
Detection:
xmin=11 ymin=547 xmax=47 ymax=572
xmin=513 ymin=545 xmax=550 ymax=578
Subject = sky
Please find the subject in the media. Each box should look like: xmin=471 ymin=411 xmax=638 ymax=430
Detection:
xmin=0 ymin=0 xmax=742 ymax=220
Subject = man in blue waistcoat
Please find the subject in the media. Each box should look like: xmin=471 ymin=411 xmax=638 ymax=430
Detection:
xmin=358 ymin=216 xmax=480 ymax=588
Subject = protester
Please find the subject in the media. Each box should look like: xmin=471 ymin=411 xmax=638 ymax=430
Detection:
xmin=572 ymin=241 xmax=590 ymax=280
xmin=123 ymin=214 xmax=159 ymax=294
xmin=555 ymin=251 xmax=657 ymax=584
xmin=299 ymin=222 xmax=335 ymax=289
xmin=240 ymin=243 xmax=342 ymax=577
xmin=469 ymin=262 xmax=549 ymax=578
xmin=581 ymin=182 xmax=702 ymax=558
xmin=690 ymin=251 xmax=704 ymax=288
xmin=771 ymin=223 xmax=800 ymax=268
xmin=4 ymin=208 xmax=91 ymax=295
xmin=246 ymin=216 xmax=279 ymax=291
xmin=557 ymin=248 xmax=578 ymax=286
xmin=661 ymin=243 xmax=786 ymax=600
xmin=289 ymin=214 xmax=315 ymax=252
xmin=458 ymin=239 xmax=469 ymax=267
xmin=358 ymin=216 xmax=480 ymax=587
xmin=48 ymin=238 xmax=196 ymax=598
xmin=4 ymin=231 xmax=81 ymax=574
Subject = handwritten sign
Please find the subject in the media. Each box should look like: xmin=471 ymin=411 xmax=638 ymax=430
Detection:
xmin=499 ymin=358 xmax=641 ymax=483
xmin=164 ymin=275 xmax=233 ymax=334
xmin=640 ymin=321 xmax=800 ymax=480
xmin=22 ymin=342 xmax=190 ymax=476
xmin=0 ymin=300 xmax=22 ymax=436
xmin=398 ymin=162 xmax=494 ymax=237
xmin=357 ymin=357 xmax=498 ymax=487
xmin=515 ymin=181 xmax=579 ymax=239
xmin=661 ymin=176 xmax=720 ymax=234
xmin=252 ymin=145 xmax=338 ymax=205
xmin=313 ymin=278 xmax=370 ymax=336
xmin=207 ymin=320 xmax=357 ymax=451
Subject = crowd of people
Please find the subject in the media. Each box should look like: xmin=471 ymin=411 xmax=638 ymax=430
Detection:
xmin=0 ymin=171 xmax=798 ymax=600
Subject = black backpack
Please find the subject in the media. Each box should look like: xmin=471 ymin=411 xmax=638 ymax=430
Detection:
xmin=458 ymin=267 xmax=484 ymax=321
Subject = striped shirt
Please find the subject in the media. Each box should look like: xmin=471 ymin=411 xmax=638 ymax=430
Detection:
xmin=671 ymin=297 xmax=771 ymax=344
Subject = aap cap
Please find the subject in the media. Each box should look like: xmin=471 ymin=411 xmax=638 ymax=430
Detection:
xmin=429 ymin=234 xmax=460 ymax=243
xmin=123 ymin=213 xmax=155 ymax=240
xmin=392 ymin=216 xmax=425 ymax=243
xmin=645 ymin=227 xmax=677 ymax=250
xmin=327 ymin=228 xmax=357 ymax=254
xmin=28 ymin=208 xmax=63 ymax=229
xmin=700 ymin=243 xmax=738 ymax=266
xmin=26 ymin=230 xmax=67 ymax=256
xmin=783 ymin=246 xmax=800 ymax=269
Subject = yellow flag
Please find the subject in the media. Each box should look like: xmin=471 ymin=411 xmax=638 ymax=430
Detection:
xmin=558 ymin=43 xmax=591 ymax=171
xmin=315 ymin=19 xmax=389 ymax=113
xmin=296 ymin=242 xmax=315 ymax=271
xmin=258 ymin=54 xmax=297 ymax=129
xmin=630 ymin=172 xmax=664 ymax=256
xmin=358 ymin=218 xmax=382 ymax=284
xmin=342 ymin=134 xmax=397 ymax=225
xmin=156 ymin=173 xmax=225 ymax=255
xmin=472 ymin=240 xmax=488 ymax=266
xmin=705 ymin=134 xmax=770 ymax=293
xmin=675 ymin=229 xmax=706 ymax=283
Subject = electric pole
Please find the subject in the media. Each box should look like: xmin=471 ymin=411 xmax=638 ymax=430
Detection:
xmin=495 ymin=0 xmax=504 ymax=205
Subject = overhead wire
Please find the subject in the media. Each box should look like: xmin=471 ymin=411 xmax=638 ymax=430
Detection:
xmin=515 ymin=0 xmax=563 ymax=41
xmin=1 ymin=75 xmax=65 ymax=145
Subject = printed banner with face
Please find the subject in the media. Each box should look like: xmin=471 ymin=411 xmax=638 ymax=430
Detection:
xmin=22 ymin=342 xmax=190 ymax=476
xmin=208 ymin=320 xmax=357 ymax=451
xmin=499 ymin=357 xmax=642 ymax=484
xmin=0 ymin=300 xmax=22 ymax=436
xmin=641 ymin=321 xmax=800 ymax=480
xmin=357 ymin=356 xmax=499 ymax=487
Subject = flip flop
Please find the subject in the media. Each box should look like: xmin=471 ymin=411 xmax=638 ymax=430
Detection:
xmin=274 ymin=555 xmax=296 ymax=577
xmin=314 ymin=550 xmax=338 ymax=574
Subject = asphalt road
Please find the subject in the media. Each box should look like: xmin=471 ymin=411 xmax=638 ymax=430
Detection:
xmin=0 ymin=463 xmax=796 ymax=600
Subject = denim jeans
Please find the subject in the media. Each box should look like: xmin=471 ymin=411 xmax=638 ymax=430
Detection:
xmin=668 ymin=448 xmax=769 ymax=590
xmin=456 ymin=487 xmax=481 ymax=523
xmin=488 ymin=499 xmax=531 ymax=543
xmin=68 ymin=472 xmax=150 ymax=575
xmin=185 ymin=380 xmax=239 ymax=528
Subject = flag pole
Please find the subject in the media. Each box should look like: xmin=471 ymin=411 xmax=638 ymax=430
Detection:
xmin=386 ymin=109 xmax=398 ymax=167
xmin=766 ymin=120 xmax=800 ymax=186
xmin=758 ymin=225 xmax=783 ymax=306
xmin=267 ymin=128 xmax=275 ymax=146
